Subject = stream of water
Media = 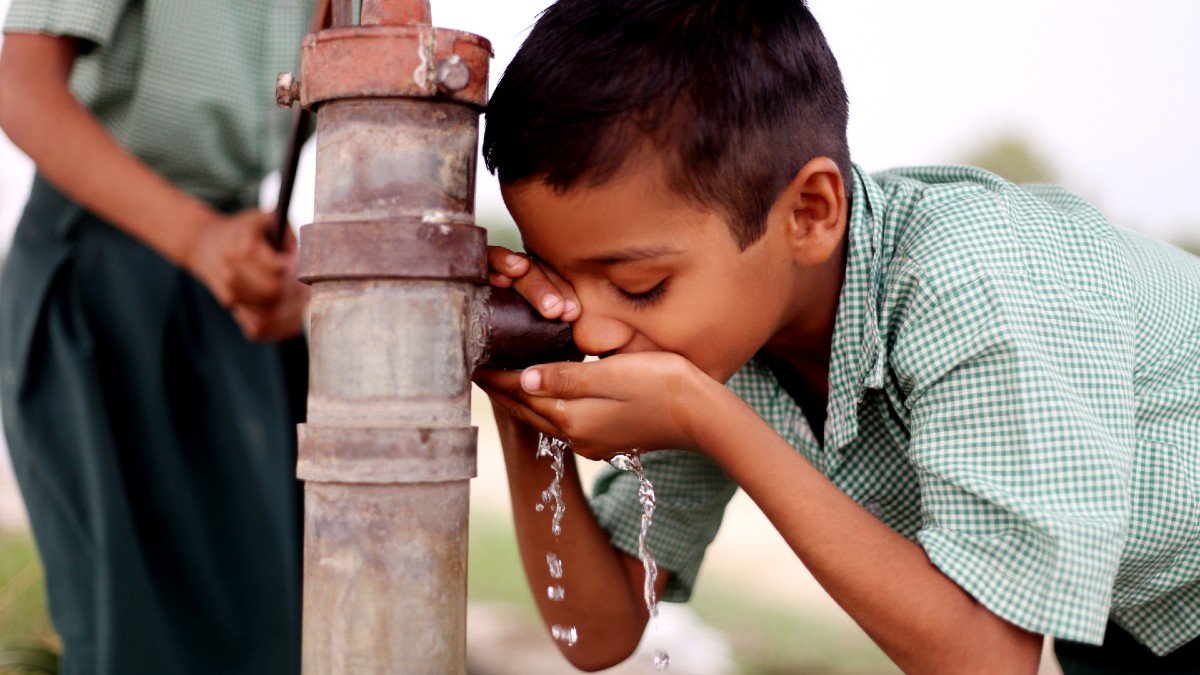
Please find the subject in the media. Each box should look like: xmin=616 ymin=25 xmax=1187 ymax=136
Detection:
xmin=609 ymin=452 xmax=670 ymax=671
xmin=536 ymin=436 xmax=670 ymax=670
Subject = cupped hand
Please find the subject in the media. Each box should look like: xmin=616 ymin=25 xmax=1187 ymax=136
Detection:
xmin=487 ymin=245 xmax=581 ymax=322
xmin=183 ymin=208 xmax=289 ymax=309
xmin=474 ymin=352 xmax=717 ymax=461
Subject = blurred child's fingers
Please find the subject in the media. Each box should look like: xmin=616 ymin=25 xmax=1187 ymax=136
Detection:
xmin=487 ymin=245 xmax=530 ymax=278
xmin=489 ymin=272 xmax=514 ymax=288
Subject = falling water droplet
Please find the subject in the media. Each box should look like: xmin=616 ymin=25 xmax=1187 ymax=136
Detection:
xmin=546 ymin=552 xmax=563 ymax=579
xmin=654 ymin=650 xmax=671 ymax=671
xmin=551 ymin=624 xmax=578 ymax=646
xmin=547 ymin=585 xmax=565 ymax=601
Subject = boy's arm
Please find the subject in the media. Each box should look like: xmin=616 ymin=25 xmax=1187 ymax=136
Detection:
xmin=0 ymin=33 xmax=297 ymax=335
xmin=696 ymin=382 xmax=1043 ymax=675
xmin=496 ymin=357 xmax=1044 ymax=674
xmin=490 ymin=402 xmax=669 ymax=671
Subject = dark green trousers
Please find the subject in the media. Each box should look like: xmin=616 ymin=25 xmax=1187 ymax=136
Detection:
xmin=0 ymin=177 xmax=306 ymax=674
xmin=1056 ymin=621 xmax=1200 ymax=674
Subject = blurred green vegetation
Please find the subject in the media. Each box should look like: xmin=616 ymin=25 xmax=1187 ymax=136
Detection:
xmin=483 ymin=222 xmax=524 ymax=254
xmin=468 ymin=513 xmax=896 ymax=675
xmin=960 ymin=132 xmax=1058 ymax=185
xmin=0 ymin=533 xmax=58 ymax=674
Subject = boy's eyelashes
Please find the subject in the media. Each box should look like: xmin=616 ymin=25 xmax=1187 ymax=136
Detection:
xmin=615 ymin=279 xmax=669 ymax=310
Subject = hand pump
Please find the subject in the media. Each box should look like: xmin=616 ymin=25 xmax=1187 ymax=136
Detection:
xmin=276 ymin=1 xmax=574 ymax=671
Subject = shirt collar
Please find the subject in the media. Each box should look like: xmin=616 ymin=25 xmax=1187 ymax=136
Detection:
xmin=728 ymin=164 xmax=888 ymax=473
xmin=819 ymin=164 xmax=889 ymax=468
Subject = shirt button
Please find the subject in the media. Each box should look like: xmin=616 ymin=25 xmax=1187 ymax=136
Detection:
xmin=864 ymin=501 xmax=884 ymax=517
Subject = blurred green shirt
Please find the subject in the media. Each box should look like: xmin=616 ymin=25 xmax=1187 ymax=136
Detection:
xmin=591 ymin=165 xmax=1200 ymax=655
xmin=4 ymin=0 xmax=309 ymax=204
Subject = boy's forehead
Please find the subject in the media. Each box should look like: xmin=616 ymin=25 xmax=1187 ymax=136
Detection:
xmin=505 ymin=180 xmax=719 ymax=269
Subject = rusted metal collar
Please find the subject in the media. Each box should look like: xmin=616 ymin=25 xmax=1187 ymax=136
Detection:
xmin=297 ymin=220 xmax=487 ymax=283
xmin=297 ymin=425 xmax=477 ymax=483
xmin=299 ymin=26 xmax=492 ymax=110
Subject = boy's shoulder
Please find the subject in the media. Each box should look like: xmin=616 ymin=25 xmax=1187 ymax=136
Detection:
xmin=864 ymin=164 xmax=1131 ymax=301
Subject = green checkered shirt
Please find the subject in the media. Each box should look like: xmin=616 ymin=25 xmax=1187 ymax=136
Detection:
xmin=4 ymin=0 xmax=309 ymax=204
xmin=591 ymin=164 xmax=1200 ymax=655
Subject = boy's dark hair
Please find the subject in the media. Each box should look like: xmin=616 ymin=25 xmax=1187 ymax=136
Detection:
xmin=483 ymin=0 xmax=850 ymax=249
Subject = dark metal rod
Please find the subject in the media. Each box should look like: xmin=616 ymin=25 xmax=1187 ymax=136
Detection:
xmin=273 ymin=0 xmax=332 ymax=250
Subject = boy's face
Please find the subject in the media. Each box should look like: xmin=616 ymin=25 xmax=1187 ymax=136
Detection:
xmin=502 ymin=157 xmax=817 ymax=384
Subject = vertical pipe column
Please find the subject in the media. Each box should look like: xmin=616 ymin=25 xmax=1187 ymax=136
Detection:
xmin=293 ymin=5 xmax=491 ymax=672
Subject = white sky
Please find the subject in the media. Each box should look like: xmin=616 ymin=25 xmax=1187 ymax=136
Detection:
xmin=2 ymin=0 xmax=1199 ymax=243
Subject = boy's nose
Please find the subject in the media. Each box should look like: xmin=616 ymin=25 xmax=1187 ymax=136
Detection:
xmin=570 ymin=309 xmax=634 ymax=357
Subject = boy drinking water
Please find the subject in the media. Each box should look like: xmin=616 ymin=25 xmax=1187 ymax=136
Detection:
xmin=473 ymin=2 xmax=1200 ymax=672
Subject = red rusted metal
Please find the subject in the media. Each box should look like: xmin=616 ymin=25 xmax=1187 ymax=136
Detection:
xmin=361 ymin=0 xmax=432 ymax=25
xmin=299 ymin=27 xmax=491 ymax=110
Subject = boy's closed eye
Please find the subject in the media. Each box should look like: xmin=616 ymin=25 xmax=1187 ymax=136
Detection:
xmin=615 ymin=278 xmax=669 ymax=309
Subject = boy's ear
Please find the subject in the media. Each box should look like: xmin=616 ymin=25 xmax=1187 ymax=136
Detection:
xmin=772 ymin=156 xmax=847 ymax=266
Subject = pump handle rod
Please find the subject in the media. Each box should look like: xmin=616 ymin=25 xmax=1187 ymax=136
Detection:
xmin=272 ymin=0 xmax=332 ymax=250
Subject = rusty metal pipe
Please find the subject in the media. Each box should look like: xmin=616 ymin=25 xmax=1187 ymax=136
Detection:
xmin=282 ymin=2 xmax=571 ymax=672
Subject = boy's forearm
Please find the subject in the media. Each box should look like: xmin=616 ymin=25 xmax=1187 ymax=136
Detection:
xmin=692 ymin=382 xmax=1043 ymax=674
xmin=0 ymin=34 xmax=215 ymax=266
xmin=493 ymin=410 xmax=653 ymax=671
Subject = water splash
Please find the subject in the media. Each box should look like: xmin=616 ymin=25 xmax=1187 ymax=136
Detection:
xmin=551 ymin=624 xmax=578 ymax=647
xmin=547 ymin=585 xmax=565 ymax=601
xmin=609 ymin=451 xmax=669 ymax=670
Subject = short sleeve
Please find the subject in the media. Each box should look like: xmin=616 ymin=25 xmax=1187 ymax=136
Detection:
xmin=590 ymin=449 xmax=738 ymax=602
xmin=4 ymin=0 xmax=129 ymax=49
xmin=893 ymin=265 xmax=1137 ymax=645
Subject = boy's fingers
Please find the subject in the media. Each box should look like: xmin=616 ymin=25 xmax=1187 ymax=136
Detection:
xmin=482 ymin=388 xmax=564 ymax=438
xmin=487 ymin=246 xmax=530 ymax=278
xmin=520 ymin=361 xmax=623 ymax=401
xmin=511 ymin=265 xmax=566 ymax=319
xmin=537 ymin=264 xmax=582 ymax=322
xmin=473 ymin=367 xmax=523 ymax=396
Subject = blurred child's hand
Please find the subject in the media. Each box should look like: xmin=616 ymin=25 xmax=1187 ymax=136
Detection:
xmin=475 ymin=351 xmax=725 ymax=460
xmin=184 ymin=208 xmax=290 ymax=310
xmin=487 ymin=245 xmax=582 ymax=322
xmin=231 ymin=226 xmax=310 ymax=342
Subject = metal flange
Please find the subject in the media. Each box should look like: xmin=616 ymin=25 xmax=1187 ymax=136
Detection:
xmin=300 ymin=26 xmax=492 ymax=109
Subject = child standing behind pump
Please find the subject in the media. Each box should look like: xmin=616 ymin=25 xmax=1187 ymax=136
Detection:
xmin=0 ymin=1 xmax=310 ymax=672
xmin=472 ymin=1 xmax=1200 ymax=673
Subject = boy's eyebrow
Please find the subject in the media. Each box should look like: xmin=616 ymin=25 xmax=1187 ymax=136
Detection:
xmin=583 ymin=245 xmax=683 ymax=265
